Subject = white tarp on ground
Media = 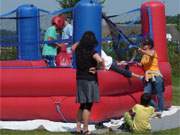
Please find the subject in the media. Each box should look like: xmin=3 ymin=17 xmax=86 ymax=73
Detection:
xmin=0 ymin=106 xmax=180 ymax=132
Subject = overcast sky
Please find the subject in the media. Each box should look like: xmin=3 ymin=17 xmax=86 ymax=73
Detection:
xmin=0 ymin=0 xmax=179 ymax=15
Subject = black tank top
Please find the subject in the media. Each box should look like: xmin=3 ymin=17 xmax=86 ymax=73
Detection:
xmin=76 ymin=48 xmax=97 ymax=81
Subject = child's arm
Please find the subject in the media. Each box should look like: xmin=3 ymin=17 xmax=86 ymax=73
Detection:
xmin=129 ymin=105 xmax=138 ymax=119
xmin=137 ymin=62 xmax=143 ymax=67
xmin=138 ymin=48 xmax=155 ymax=57
xmin=47 ymin=37 xmax=62 ymax=47
xmin=116 ymin=60 xmax=128 ymax=66
xmin=132 ymin=72 xmax=144 ymax=80
xmin=129 ymin=109 xmax=136 ymax=118
xmin=139 ymin=54 xmax=151 ymax=67
xmin=71 ymin=42 xmax=79 ymax=52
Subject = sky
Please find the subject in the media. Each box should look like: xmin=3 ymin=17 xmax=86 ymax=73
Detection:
xmin=0 ymin=0 xmax=179 ymax=16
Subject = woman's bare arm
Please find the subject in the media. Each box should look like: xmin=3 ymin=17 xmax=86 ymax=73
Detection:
xmin=93 ymin=53 xmax=103 ymax=64
xmin=71 ymin=42 xmax=79 ymax=52
xmin=93 ymin=53 xmax=105 ymax=69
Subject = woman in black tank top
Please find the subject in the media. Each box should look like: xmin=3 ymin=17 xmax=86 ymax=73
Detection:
xmin=75 ymin=31 xmax=104 ymax=134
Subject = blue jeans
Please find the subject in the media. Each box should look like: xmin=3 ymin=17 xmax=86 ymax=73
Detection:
xmin=110 ymin=61 xmax=132 ymax=78
xmin=144 ymin=76 xmax=164 ymax=111
xmin=43 ymin=55 xmax=56 ymax=67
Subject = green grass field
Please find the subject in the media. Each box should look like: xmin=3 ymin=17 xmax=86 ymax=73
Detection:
xmin=0 ymin=127 xmax=180 ymax=135
xmin=172 ymin=76 xmax=180 ymax=106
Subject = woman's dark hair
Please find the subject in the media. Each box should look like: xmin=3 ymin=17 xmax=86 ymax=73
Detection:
xmin=143 ymin=38 xmax=154 ymax=49
xmin=78 ymin=31 xmax=98 ymax=51
xmin=140 ymin=93 xmax=152 ymax=106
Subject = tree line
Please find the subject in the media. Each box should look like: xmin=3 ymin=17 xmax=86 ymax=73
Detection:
xmin=166 ymin=14 xmax=180 ymax=31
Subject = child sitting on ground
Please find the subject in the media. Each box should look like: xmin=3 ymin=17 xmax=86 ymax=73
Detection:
xmin=121 ymin=93 xmax=159 ymax=133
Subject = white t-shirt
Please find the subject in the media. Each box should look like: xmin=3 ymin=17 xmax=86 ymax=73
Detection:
xmin=101 ymin=50 xmax=113 ymax=70
xmin=62 ymin=23 xmax=73 ymax=53
xmin=62 ymin=23 xmax=73 ymax=40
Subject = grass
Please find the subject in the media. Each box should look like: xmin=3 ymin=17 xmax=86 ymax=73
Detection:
xmin=0 ymin=128 xmax=180 ymax=135
xmin=0 ymin=47 xmax=17 ymax=60
xmin=172 ymin=75 xmax=180 ymax=106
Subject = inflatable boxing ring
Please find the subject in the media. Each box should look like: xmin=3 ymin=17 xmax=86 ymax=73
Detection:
xmin=0 ymin=0 xmax=172 ymax=122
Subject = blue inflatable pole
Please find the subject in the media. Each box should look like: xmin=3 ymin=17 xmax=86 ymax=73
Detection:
xmin=73 ymin=0 xmax=102 ymax=67
xmin=17 ymin=4 xmax=41 ymax=60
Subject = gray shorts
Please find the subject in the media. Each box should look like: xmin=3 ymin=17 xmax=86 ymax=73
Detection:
xmin=76 ymin=80 xmax=99 ymax=103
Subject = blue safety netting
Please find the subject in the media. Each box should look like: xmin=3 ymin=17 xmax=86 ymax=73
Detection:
xmin=108 ymin=8 xmax=141 ymax=25
xmin=0 ymin=7 xmax=74 ymax=60
xmin=0 ymin=7 xmax=73 ymax=44
xmin=0 ymin=5 xmax=143 ymax=62
xmin=0 ymin=10 xmax=18 ymax=60
xmin=102 ymin=8 xmax=143 ymax=61
xmin=0 ymin=10 xmax=17 ymax=45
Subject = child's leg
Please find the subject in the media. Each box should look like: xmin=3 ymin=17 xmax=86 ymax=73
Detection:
xmin=149 ymin=97 xmax=158 ymax=109
xmin=153 ymin=76 xmax=164 ymax=111
xmin=48 ymin=56 xmax=56 ymax=67
xmin=43 ymin=55 xmax=56 ymax=67
xmin=110 ymin=61 xmax=132 ymax=78
xmin=144 ymin=81 xmax=152 ymax=94
xmin=144 ymin=81 xmax=158 ymax=109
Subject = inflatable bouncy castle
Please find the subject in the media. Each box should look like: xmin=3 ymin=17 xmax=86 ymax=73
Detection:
xmin=0 ymin=0 xmax=172 ymax=122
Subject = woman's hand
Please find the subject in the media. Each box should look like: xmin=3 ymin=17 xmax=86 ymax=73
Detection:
xmin=93 ymin=53 xmax=105 ymax=70
xmin=89 ymin=67 xmax=97 ymax=74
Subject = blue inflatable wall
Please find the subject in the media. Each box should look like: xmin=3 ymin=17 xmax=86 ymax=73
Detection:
xmin=73 ymin=0 xmax=102 ymax=67
xmin=73 ymin=0 xmax=102 ymax=51
xmin=17 ymin=5 xmax=41 ymax=60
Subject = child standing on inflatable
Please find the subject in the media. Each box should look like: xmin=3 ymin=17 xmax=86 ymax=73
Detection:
xmin=61 ymin=16 xmax=73 ymax=53
xmin=75 ymin=31 xmax=104 ymax=135
xmin=62 ymin=17 xmax=73 ymax=42
xmin=56 ymin=16 xmax=73 ymax=67
xmin=42 ymin=16 xmax=65 ymax=67
xmin=138 ymin=38 xmax=164 ymax=112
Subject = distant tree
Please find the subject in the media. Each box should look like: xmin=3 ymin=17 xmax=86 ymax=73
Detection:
xmin=166 ymin=14 xmax=179 ymax=24
xmin=56 ymin=0 xmax=79 ymax=9
xmin=56 ymin=0 xmax=106 ymax=9
xmin=176 ymin=14 xmax=180 ymax=31
xmin=166 ymin=14 xmax=180 ymax=31
xmin=56 ymin=0 xmax=106 ymax=18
